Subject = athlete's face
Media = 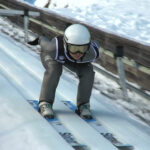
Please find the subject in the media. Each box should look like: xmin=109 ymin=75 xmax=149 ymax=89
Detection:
xmin=69 ymin=52 xmax=84 ymax=60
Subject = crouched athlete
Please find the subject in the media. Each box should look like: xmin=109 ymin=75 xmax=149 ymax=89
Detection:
xmin=29 ymin=24 xmax=100 ymax=119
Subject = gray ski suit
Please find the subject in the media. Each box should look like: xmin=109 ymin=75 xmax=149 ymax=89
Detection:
xmin=39 ymin=36 xmax=100 ymax=107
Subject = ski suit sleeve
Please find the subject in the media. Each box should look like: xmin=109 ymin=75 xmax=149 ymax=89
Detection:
xmin=39 ymin=36 xmax=57 ymax=69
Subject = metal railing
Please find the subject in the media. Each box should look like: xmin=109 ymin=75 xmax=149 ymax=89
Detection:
xmin=93 ymin=64 xmax=150 ymax=100
xmin=0 ymin=9 xmax=40 ymax=42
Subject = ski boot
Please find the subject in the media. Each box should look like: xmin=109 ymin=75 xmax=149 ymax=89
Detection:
xmin=76 ymin=103 xmax=93 ymax=119
xmin=39 ymin=101 xmax=54 ymax=119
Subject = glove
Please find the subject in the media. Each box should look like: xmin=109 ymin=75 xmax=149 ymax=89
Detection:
xmin=28 ymin=37 xmax=39 ymax=45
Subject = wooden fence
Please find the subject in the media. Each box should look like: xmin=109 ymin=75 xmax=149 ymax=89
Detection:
xmin=0 ymin=0 xmax=150 ymax=90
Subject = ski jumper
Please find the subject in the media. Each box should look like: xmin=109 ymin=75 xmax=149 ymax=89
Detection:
xmin=39 ymin=36 xmax=100 ymax=107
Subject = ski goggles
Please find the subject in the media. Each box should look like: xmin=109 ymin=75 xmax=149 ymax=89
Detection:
xmin=67 ymin=44 xmax=89 ymax=54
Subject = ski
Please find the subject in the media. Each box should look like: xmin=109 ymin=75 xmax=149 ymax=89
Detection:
xmin=63 ymin=100 xmax=134 ymax=150
xmin=28 ymin=100 xmax=86 ymax=150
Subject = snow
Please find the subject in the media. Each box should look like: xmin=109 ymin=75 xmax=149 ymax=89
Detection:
xmin=0 ymin=28 xmax=150 ymax=149
xmin=0 ymin=32 xmax=75 ymax=150
xmin=0 ymin=31 xmax=119 ymax=150
xmin=0 ymin=0 xmax=150 ymax=149
xmin=22 ymin=0 xmax=150 ymax=45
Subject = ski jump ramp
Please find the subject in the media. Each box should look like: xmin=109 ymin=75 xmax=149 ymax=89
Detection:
xmin=0 ymin=32 xmax=150 ymax=150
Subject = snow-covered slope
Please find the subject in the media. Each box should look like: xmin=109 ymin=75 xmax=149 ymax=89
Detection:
xmin=0 ymin=32 xmax=118 ymax=150
xmin=1 ymin=0 xmax=150 ymax=149
xmin=0 ymin=29 xmax=150 ymax=150
xmin=0 ymin=35 xmax=74 ymax=150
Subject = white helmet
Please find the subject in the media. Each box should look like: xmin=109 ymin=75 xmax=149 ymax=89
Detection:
xmin=64 ymin=24 xmax=91 ymax=45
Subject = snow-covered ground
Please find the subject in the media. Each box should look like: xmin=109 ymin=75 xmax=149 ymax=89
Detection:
xmin=2 ymin=0 xmax=150 ymax=125
xmin=0 ymin=5 xmax=150 ymax=126
xmin=1 ymin=20 xmax=150 ymax=150
xmin=23 ymin=0 xmax=150 ymax=45
xmin=0 ymin=0 xmax=150 ymax=149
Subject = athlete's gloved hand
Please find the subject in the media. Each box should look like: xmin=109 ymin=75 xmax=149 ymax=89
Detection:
xmin=28 ymin=37 xmax=39 ymax=45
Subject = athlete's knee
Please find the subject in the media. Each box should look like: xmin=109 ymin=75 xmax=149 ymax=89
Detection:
xmin=78 ymin=64 xmax=95 ymax=78
xmin=46 ymin=62 xmax=62 ymax=78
